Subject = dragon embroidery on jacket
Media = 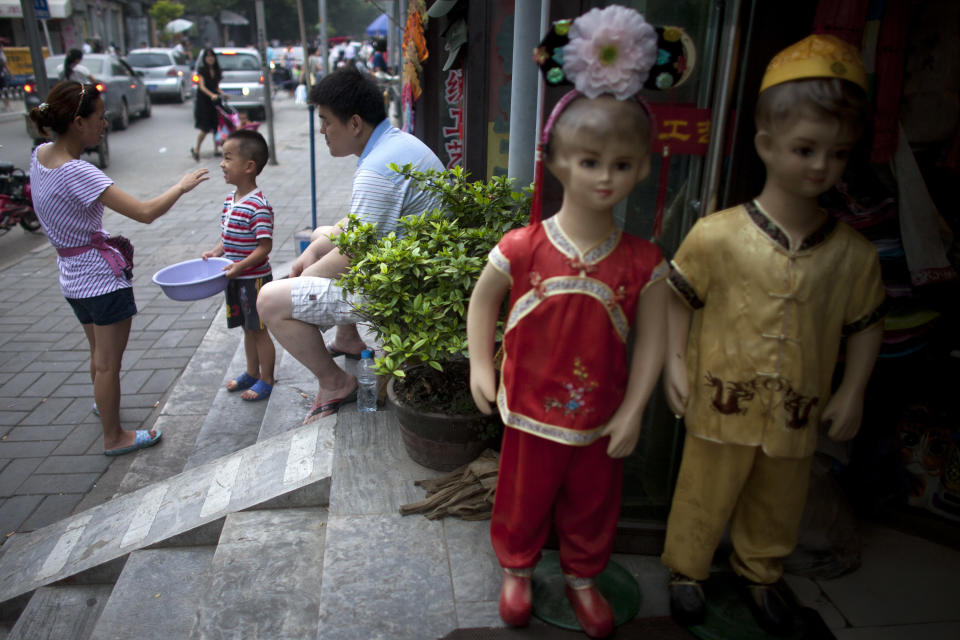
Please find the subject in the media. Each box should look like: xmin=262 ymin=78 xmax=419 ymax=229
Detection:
xmin=783 ymin=386 xmax=819 ymax=429
xmin=702 ymin=372 xmax=819 ymax=428
xmin=704 ymin=372 xmax=757 ymax=415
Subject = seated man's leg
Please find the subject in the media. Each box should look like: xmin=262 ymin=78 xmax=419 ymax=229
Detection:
xmin=257 ymin=277 xmax=358 ymax=407
xmin=290 ymin=221 xmax=344 ymax=277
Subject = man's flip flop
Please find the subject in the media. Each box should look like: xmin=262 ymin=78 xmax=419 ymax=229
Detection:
xmin=227 ymin=372 xmax=258 ymax=392
xmin=302 ymin=390 xmax=357 ymax=425
xmin=104 ymin=429 xmax=163 ymax=456
xmin=325 ymin=342 xmax=366 ymax=360
xmin=241 ymin=379 xmax=273 ymax=402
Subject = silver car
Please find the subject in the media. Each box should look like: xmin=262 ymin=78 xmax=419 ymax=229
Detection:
xmin=193 ymin=48 xmax=266 ymax=121
xmin=41 ymin=53 xmax=150 ymax=130
xmin=127 ymin=48 xmax=192 ymax=103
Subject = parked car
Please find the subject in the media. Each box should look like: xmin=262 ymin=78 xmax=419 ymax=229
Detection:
xmin=193 ymin=48 xmax=266 ymax=121
xmin=24 ymin=53 xmax=150 ymax=132
xmin=127 ymin=47 xmax=192 ymax=103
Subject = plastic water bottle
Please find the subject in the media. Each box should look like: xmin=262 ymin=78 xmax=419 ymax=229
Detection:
xmin=357 ymin=349 xmax=378 ymax=413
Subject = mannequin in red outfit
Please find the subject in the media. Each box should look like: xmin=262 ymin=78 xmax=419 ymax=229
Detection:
xmin=467 ymin=7 xmax=673 ymax=637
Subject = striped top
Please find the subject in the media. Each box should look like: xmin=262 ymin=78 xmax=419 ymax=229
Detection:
xmin=220 ymin=189 xmax=273 ymax=279
xmin=352 ymin=119 xmax=443 ymax=237
xmin=30 ymin=143 xmax=128 ymax=299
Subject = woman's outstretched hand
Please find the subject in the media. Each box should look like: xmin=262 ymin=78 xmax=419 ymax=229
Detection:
xmin=178 ymin=168 xmax=210 ymax=194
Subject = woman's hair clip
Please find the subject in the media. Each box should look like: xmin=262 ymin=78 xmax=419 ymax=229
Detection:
xmin=38 ymin=102 xmax=49 ymax=112
xmin=534 ymin=5 xmax=696 ymax=96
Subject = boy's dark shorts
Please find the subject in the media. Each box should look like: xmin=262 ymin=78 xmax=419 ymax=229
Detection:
xmin=225 ymin=274 xmax=272 ymax=331
xmin=66 ymin=287 xmax=137 ymax=326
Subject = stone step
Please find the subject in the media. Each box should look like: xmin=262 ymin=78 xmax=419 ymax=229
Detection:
xmin=183 ymin=328 xmax=269 ymax=470
xmin=318 ymin=407 xmax=464 ymax=639
xmin=90 ymin=547 xmax=217 ymax=640
xmin=113 ymin=305 xmax=239 ymax=499
xmin=190 ymin=508 xmax=328 ymax=639
xmin=0 ymin=415 xmax=336 ymax=605
xmin=7 ymin=584 xmax=113 ymax=640
xmin=258 ymin=346 xmax=315 ymax=442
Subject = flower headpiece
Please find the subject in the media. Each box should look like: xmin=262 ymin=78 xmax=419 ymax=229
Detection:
xmin=38 ymin=102 xmax=49 ymax=112
xmin=533 ymin=6 xmax=696 ymax=96
xmin=528 ymin=5 xmax=696 ymax=224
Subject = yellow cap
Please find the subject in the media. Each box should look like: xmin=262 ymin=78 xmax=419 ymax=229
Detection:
xmin=760 ymin=34 xmax=867 ymax=93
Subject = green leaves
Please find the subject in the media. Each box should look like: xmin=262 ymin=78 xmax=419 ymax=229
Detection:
xmin=332 ymin=167 xmax=531 ymax=377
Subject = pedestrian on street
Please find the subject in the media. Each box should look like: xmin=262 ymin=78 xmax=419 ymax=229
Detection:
xmin=60 ymin=49 xmax=92 ymax=84
xmin=28 ymin=81 xmax=209 ymax=456
xmin=192 ymin=48 xmax=225 ymax=161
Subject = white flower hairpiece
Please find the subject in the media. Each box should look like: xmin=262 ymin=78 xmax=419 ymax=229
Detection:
xmin=561 ymin=5 xmax=658 ymax=100
xmin=38 ymin=102 xmax=49 ymax=112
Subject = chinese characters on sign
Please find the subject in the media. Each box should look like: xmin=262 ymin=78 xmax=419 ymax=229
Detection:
xmin=442 ymin=69 xmax=464 ymax=168
xmin=648 ymin=104 xmax=713 ymax=156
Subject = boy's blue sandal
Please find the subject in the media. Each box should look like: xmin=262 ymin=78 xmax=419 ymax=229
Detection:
xmin=104 ymin=429 xmax=163 ymax=457
xmin=241 ymin=379 xmax=272 ymax=402
xmin=227 ymin=372 xmax=258 ymax=392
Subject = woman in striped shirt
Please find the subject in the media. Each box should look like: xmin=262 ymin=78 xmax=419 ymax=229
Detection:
xmin=29 ymin=81 xmax=208 ymax=456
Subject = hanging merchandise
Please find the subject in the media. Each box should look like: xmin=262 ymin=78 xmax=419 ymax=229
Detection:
xmin=401 ymin=0 xmax=429 ymax=131
xmin=892 ymin=125 xmax=958 ymax=287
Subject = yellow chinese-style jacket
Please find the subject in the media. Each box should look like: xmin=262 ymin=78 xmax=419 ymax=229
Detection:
xmin=669 ymin=201 xmax=887 ymax=458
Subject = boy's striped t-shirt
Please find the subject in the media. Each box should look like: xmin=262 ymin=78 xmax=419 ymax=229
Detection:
xmin=220 ymin=189 xmax=273 ymax=278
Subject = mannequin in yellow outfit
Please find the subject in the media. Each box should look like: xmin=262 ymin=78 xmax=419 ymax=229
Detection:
xmin=662 ymin=34 xmax=887 ymax=636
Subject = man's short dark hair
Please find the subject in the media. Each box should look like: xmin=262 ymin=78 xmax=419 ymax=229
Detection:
xmin=226 ymin=129 xmax=269 ymax=174
xmin=308 ymin=67 xmax=386 ymax=126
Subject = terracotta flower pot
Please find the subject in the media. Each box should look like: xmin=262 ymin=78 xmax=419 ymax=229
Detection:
xmin=387 ymin=366 xmax=502 ymax=472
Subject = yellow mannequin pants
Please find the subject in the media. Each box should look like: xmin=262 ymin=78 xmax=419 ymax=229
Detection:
xmin=661 ymin=434 xmax=813 ymax=584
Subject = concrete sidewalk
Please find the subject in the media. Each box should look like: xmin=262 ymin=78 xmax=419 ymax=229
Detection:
xmin=0 ymin=98 xmax=355 ymax=539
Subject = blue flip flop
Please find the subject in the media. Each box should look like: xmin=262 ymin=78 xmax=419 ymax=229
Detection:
xmin=227 ymin=372 xmax=258 ymax=392
xmin=104 ymin=429 xmax=163 ymax=457
xmin=241 ymin=379 xmax=273 ymax=402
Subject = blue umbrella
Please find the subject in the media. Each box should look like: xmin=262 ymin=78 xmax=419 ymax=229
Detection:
xmin=365 ymin=13 xmax=388 ymax=37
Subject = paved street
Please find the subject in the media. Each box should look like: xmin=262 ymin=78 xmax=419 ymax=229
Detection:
xmin=0 ymin=93 xmax=357 ymax=540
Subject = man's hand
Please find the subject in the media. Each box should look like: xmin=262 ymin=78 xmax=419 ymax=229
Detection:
xmin=289 ymin=254 xmax=308 ymax=277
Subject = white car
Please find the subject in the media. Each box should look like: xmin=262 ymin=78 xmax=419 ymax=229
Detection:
xmin=127 ymin=48 xmax=192 ymax=103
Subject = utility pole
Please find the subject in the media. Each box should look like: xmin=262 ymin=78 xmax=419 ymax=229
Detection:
xmin=319 ymin=0 xmax=328 ymax=75
xmin=19 ymin=0 xmax=49 ymax=98
xmin=254 ymin=0 xmax=277 ymax=165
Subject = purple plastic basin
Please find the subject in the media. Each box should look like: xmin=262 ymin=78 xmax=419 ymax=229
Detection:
xmin=152 ymin=257 xmax=233 ymax=301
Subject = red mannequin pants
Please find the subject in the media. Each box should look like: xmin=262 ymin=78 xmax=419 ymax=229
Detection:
xmin=490 ymin=427 xmax=623 ymax=578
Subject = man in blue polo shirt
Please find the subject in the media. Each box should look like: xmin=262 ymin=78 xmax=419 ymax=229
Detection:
xmin=258 ymin=67 xmax=443 ymax=424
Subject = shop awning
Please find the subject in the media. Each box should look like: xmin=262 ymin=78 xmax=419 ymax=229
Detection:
xmin=0 ymin=0 xmax=73 ymax=19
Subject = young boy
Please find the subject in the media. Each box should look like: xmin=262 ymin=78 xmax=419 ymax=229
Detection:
xmin=662 ymin=35 xmax=887 ymax=635
xmin=202 ymin=129 xmax=276 ymax=401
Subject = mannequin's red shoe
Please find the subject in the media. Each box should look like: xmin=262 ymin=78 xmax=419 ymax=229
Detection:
xmin=565 ymin=584 xmax=614 ymax=638
xmin=498 ymin=571 xmax=533 ymax=627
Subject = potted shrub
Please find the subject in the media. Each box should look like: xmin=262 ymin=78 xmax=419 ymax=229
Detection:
xmin=333 ymin=164 xmax=530 ymax=470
